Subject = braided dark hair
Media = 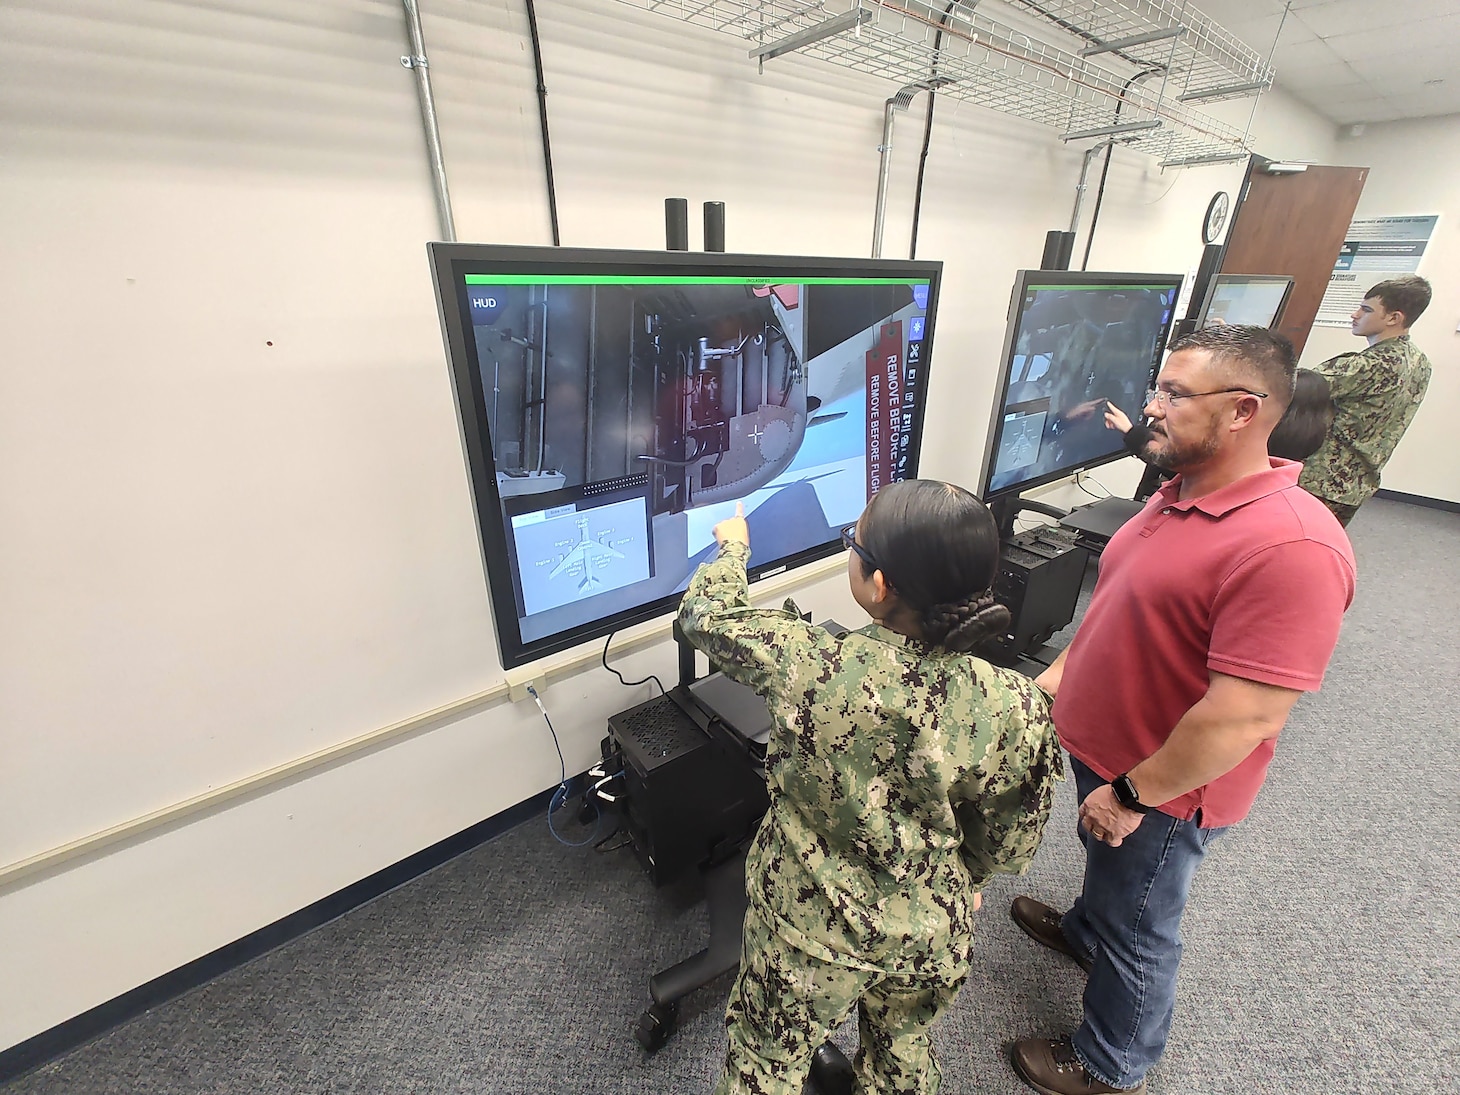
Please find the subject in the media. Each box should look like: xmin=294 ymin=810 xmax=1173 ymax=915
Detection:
xmin=857 ymin=480 xmax=1009 ymax=653
xmin=920 ymin=589 xmax=1012 ymax=654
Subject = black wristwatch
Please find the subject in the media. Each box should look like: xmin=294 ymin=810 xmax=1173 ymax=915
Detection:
xmin=1111 ymin=774 xmax=1151 ymax=813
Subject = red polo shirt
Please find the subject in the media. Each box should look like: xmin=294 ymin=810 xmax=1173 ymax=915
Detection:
xmin=1054 ymin=460 xmax=1356 ymax=828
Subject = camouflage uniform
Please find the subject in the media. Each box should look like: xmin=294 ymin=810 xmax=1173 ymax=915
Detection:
xmin=678 ymin=541 xmax=1062 ymax=1095
xmin=1299 ymin=334 xmax=1432 ymax=524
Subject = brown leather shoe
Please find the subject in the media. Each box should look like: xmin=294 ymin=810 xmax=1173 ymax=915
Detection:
xmin=1011 ymin=1037 xmax=1145 ymax=1094
xmin=1010 ymin=896 xmax=1092 ymax=973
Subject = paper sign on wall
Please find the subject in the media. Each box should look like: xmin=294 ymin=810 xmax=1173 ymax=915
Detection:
xmin=1314 ymin=215 xmax=1439 ymax=327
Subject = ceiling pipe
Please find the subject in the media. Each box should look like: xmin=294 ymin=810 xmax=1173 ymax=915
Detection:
xmin=1069 ymin=139 xmax=1114 ymax=236
xmin=872 ymin=78 xmax=953 ymax=258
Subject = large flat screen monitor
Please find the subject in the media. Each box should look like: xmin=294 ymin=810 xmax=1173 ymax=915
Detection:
xmin=429 ymin=243 xmax=942 ymax=668
xmin=977 ymin=270 xmax=1182 ymax=503
xmin=1196 ymin=273 xmax=1294 ymax=329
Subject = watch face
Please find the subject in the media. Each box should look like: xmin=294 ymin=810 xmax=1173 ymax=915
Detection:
xmin=1113 ymin=774 xmax=1148 ymax=811
xmin=1204 ymin=192 xmax=1230 ymax=243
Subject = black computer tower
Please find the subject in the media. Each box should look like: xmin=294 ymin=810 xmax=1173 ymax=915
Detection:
xmin=979 ymin=528 xmax=1087 ymax=665
xmin=604 ymin=687 xmax=769 ymax=886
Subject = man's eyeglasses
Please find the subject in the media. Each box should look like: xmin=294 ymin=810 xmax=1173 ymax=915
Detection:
xmin=840 ymin=523 xmax=882 ymax=577
xmin=1144 ymin=386 xmax=1268 ymax=408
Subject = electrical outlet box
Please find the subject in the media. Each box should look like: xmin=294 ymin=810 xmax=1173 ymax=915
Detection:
xmin=505 ymin=668 xmax=548 ymax=702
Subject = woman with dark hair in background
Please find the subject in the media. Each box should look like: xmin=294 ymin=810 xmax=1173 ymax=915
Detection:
xmin=1106 ymin=367 xmax=1335 ymax=464
xmin=678 ymin=481 xmax=1062 ymax=1095
xmin=1268 ymin=368 xmax=1337 ymax=463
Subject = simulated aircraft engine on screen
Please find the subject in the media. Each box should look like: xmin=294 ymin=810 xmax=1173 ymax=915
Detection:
xmin=634 ymin=285 xmax=809 ymax=513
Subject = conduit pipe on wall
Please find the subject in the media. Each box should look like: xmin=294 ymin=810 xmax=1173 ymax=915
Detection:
xmin=872 ymin=81 xmax=948 ymax=259
xmin=1077 ymin=68 xmax=1164 ymax=270
xmin=1068 ymin=139 xmax=1113 ymax=238
xmin=402 ymin=0 xmax=457 ymax=241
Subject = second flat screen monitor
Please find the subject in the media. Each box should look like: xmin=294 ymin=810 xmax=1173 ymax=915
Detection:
xmin=1198 ymin=273 xmax=1294 ymax=329
xmin=980 ymin=271 xmax=1182 ymax=501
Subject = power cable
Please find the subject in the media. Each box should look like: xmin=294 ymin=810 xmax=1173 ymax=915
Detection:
xmin=1074 ymin=470 xmax=1113 ymax=499
xmin=1081 ymin=69 xmax=1161 ymax=269
xmin=601 ymin=631 xmax=666 ymax=695
xmin=523 ymin=0 xmax=561 ymax=245
xmin=1081 ymin=143 xmax=1115 ymax=271
xmin=526 ymin=684 xmax=600 ymax=846
xmin=909 ymin=1 xmax=959 ymax=260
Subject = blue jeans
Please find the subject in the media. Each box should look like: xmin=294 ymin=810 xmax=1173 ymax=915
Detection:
xmin=1059 ymin=757 xmax=1228 ymax=1089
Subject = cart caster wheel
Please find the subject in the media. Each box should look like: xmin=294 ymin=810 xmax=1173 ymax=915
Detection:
xmin=635 ymin=1000 xmax=678 ymax=1053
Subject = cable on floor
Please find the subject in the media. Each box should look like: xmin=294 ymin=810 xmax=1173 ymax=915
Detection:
xmin=526 ymin=684 xmax=601 ymax=847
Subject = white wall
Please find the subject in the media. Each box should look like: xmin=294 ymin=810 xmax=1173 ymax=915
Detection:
xmin=0 ymin=0 xmax=1337 ymax=1051
xmin=1303 ymin=114 xmax=1460 ymax=505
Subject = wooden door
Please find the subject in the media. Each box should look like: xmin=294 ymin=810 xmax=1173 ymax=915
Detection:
xmin=1220 ymin=159 xmax=1369 ymax=357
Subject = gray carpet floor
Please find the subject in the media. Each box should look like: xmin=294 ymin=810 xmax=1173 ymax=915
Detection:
xmin=7 ymin=496 xmax=1458 ymax=1094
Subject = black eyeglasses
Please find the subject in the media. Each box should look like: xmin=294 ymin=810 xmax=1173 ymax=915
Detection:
xmin=840 ymin=523 xmax=884 ymax=579
xmin=1145 ymin=386 xmax=1268 ymax=408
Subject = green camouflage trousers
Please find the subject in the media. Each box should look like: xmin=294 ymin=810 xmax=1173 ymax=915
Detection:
xmin=712 ymin=903 xmax=970 ymax=1095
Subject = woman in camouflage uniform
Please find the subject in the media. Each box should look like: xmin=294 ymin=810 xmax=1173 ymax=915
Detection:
xmin=678 ymin=479 xmax=1063 ymax=1095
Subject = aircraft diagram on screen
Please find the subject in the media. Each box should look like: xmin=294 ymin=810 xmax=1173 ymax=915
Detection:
xmin=999 ymin=410 xmax=1047 ymax=473
xmin=548 ymin=516 xmax=628 ymax=592
xmin=511 ymin=497 xmax=653 ymax=616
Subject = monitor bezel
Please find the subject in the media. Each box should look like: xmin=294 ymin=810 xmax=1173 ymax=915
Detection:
xmin=976 ymin=268 xmax=1185 ymax=504
xmin=1195 ymin=272 xmax=1295 ymax=330
xmin=428 ymin=242 xmax=944 ymax=669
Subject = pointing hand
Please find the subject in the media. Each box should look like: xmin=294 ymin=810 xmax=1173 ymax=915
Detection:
xmin=714 ymin=501 xmax=750 ymax=548
xmin=1104 ymin=401 xmax=1134 ymax=434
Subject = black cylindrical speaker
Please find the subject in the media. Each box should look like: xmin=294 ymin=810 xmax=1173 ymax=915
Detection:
xmin=1040 ymin=229 xmax=1076 ymax=270
xmin=665 ymin=198 xmax=689 ymax=251
xmin=1056 ymin=232 xmax=1077 ymax=270
xmin=703 ymin=201 xmax=726 ymax=253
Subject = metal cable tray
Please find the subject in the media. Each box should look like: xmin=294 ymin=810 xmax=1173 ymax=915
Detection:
xmin=615 ymin=0 xmax=1274 ymax=167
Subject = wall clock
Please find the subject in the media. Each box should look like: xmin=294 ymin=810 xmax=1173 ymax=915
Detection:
xmin=1203 ymin=191 xmax=1231 ymax=244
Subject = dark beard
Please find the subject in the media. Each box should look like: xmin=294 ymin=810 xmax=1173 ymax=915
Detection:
xmin=1147 ymin=429 xmax=1220 ymax=471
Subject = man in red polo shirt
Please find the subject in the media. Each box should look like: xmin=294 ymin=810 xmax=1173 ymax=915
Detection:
xmin=1008 ymin=325 xmax=1356 ymax=1095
